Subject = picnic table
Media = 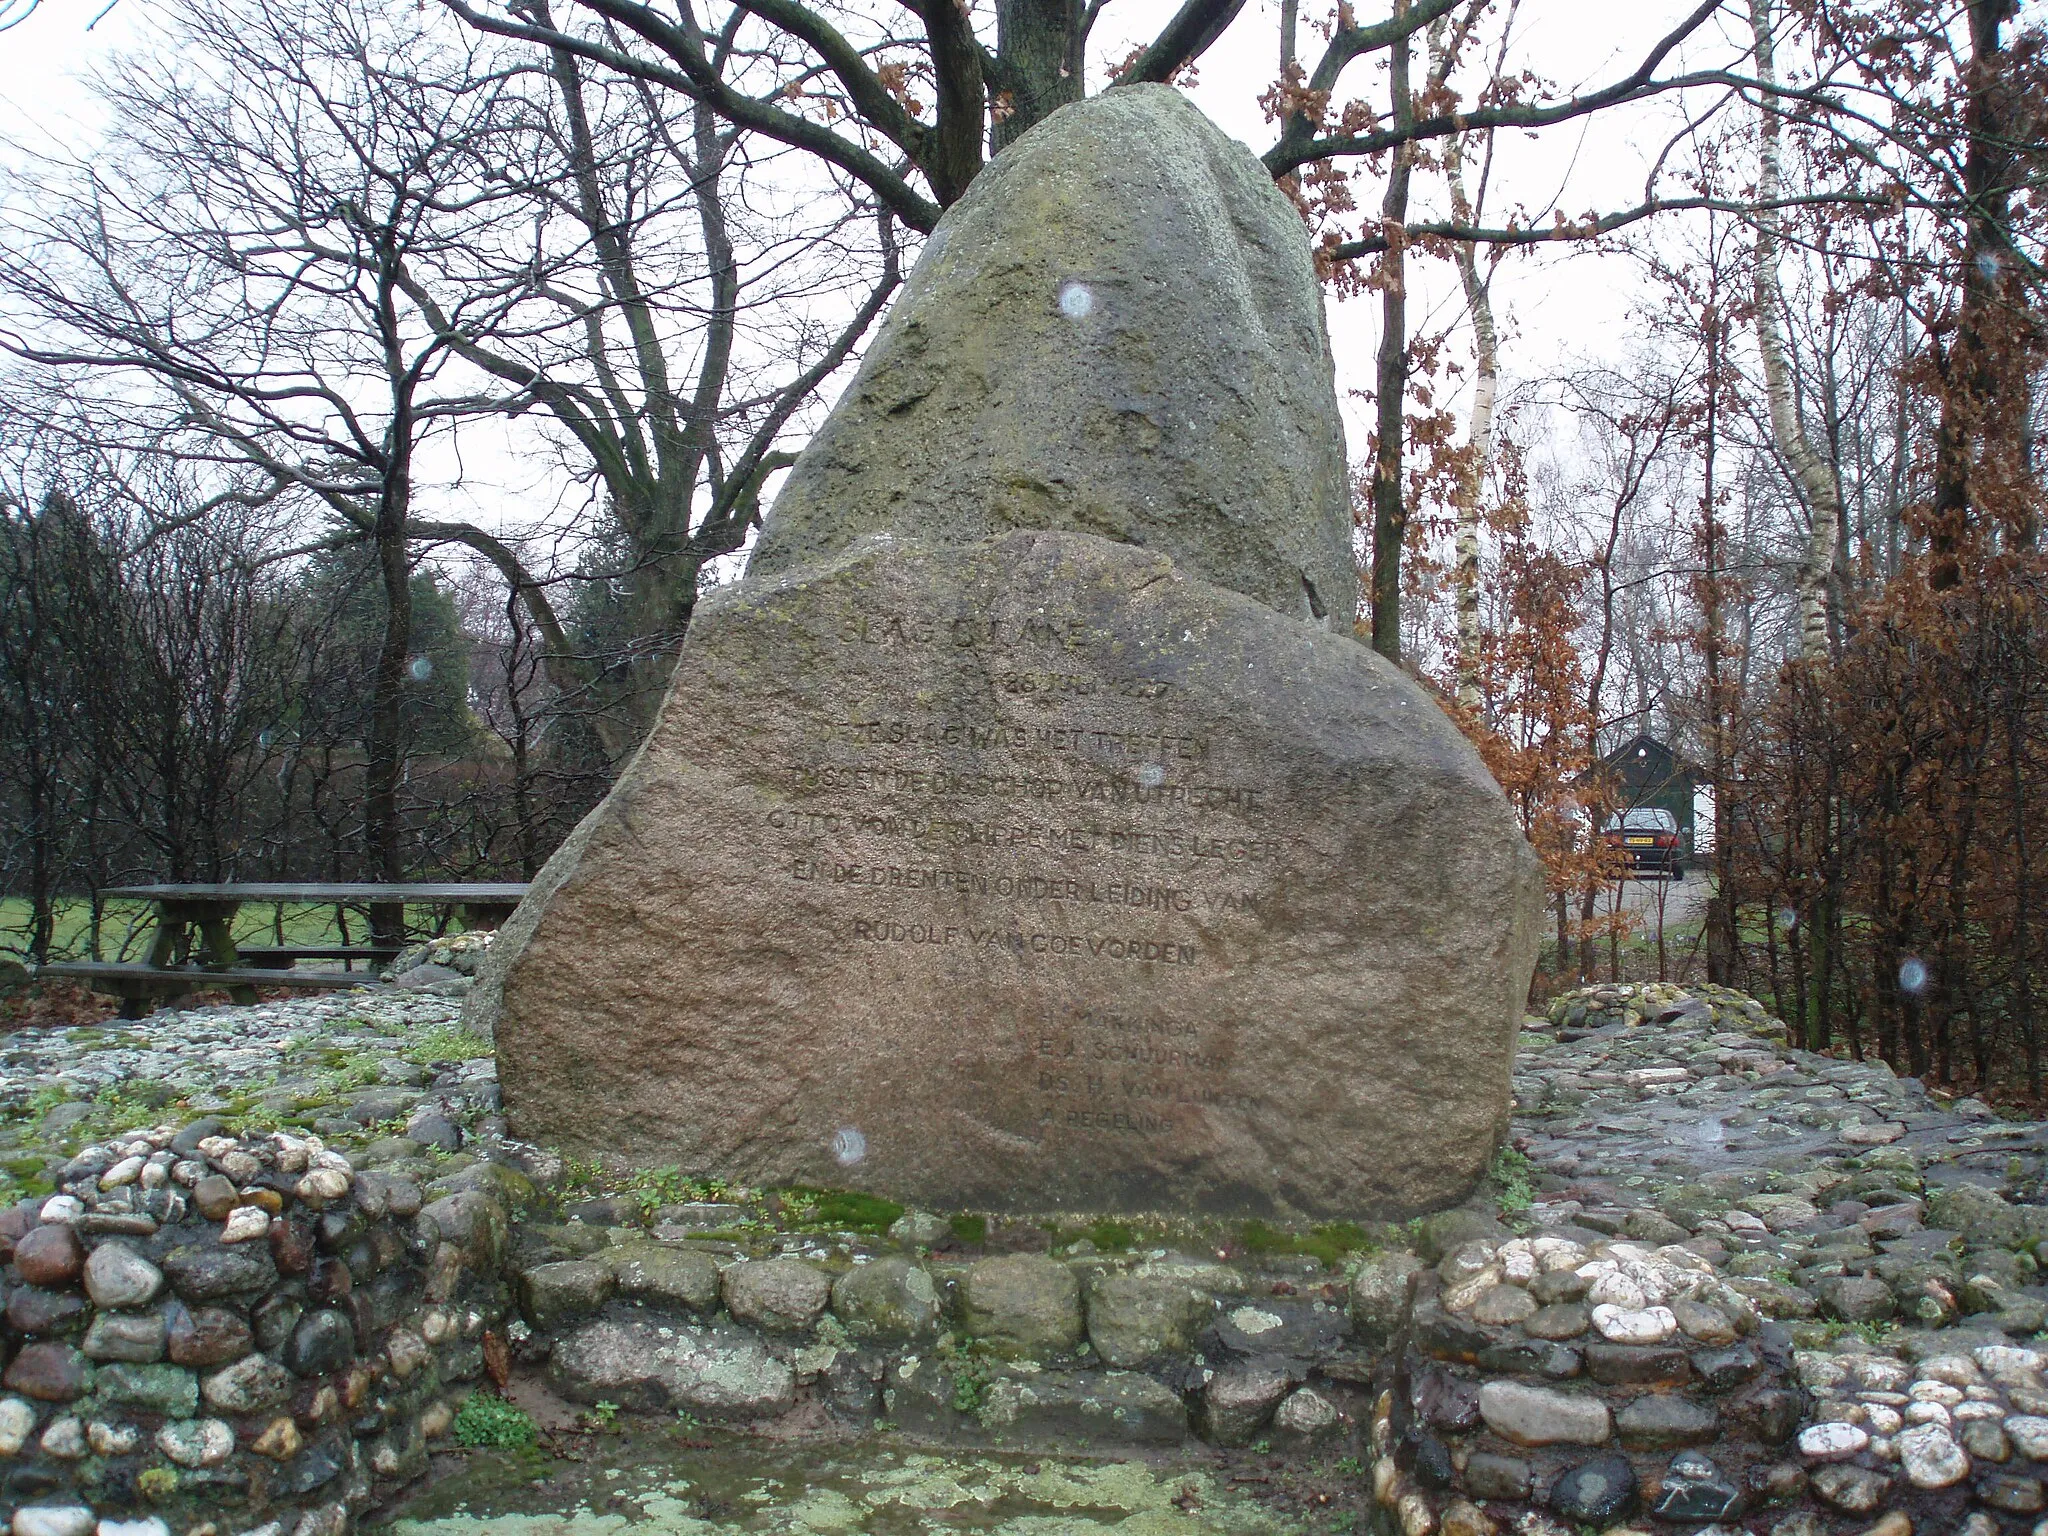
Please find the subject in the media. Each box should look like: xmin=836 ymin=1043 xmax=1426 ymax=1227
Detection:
xmin=33 ymin=882 xmax=528 ymax=1017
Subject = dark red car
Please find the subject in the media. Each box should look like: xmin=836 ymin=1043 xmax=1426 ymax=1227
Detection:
xmin=1602 ymin=807 xmax=1685 ymax=878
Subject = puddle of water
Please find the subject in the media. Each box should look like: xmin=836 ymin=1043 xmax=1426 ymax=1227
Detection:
xmin=379 ymin=1434 xmax=1297 ymax=1536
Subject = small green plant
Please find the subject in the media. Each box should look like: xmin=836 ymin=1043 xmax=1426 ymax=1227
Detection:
xmin=453 ymin=1391 xmax=539 ymax=1450
xmin=1236 ymin=1219 xmax=1374 ymax=1268
xmin=88 ymin=1082 xmax=174 ymax=1134
xmin=624 ymin=1166 xmax=692 ymax=1215
xmin=950 ymin=1358 xmax=991 ymax=1417
xmin=1329 ymin=1513 xmax=1356 ymax=1534
xmin=137 ymin=1466 xmax=179 ymax=1501
xmin=586 ymin=1399 xmax=620 ymax=1430
xmin=937 ymin=1333 xmax=993 ymax=1420
xmin=1085 ymin=1218 xmax=1136 ymax=1252
xmin=1251 ymin=1438 xmax=1272 ymax=1454
xmin=23 ymin=1084 xmax=71 ymax=1121
xmin=1334 ymin=1456 xmax=1365 ymax=1478
xmin=675 ymin=1410 xmax=702 ymax=1431
xmin=949 ymin=1213 xmax=988 ymax=1246
xmin=1489 ymin=1144 xmax=1535 ymax=1216
xmin=779 ymin=1186 xmax=905 ymax=1234
xmin=403 ymin=1023 xmax=491 ymax=1067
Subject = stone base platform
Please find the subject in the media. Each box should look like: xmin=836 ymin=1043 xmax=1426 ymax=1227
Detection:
xmin=5 ymin=984 xmax=2048 ymax=1533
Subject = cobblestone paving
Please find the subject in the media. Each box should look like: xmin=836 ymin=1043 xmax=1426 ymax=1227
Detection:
xmin=0 ymin=991 xmax=489 ymax=1158
xmin=13 ymin=983 xmax=2048 ymax=1530
xmin=1513 ymin=983 xmax=2048 ymax=1524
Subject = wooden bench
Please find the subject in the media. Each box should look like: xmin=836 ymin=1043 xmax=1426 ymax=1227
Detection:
xmin=233 ymin=945 xmax=403 ymax=970
xmin=38 ymin=882 xmax=527 ymax=1017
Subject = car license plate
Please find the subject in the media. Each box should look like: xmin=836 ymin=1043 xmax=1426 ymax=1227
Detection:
xmin=1626 ymin=836 xmax=1653 ymax=846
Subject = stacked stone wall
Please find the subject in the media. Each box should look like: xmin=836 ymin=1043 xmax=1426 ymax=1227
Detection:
xmin=0 ymin=1126 xmax=513 ymax=1536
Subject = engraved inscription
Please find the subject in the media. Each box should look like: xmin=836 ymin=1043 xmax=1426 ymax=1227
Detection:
xmin=847 ymin=921 xmax=1199 ymax=964
xmin=769 ymin=602 xmax=1283 ymax=1140
xmin=767 ymin=810 xmax=1282 ymax=863
xmin=1031 ymin=1012 xmax=1251 ymax=1136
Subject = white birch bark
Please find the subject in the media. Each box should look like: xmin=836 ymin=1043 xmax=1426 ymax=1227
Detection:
xmin=1751 ymin=0 xmax=1842 ymax=661
xmin=1445 ymin=125 xmax=1495 ymax=710
xmin=1427 ymin=19 xmax=1496 ymax=710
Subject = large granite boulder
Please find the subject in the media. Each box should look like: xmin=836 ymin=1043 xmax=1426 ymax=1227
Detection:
xmin=468 ymin=85 xmax=1544 ymax=1221
xmin=470 ymin=529 xmax=1542 ymax=1218
xmin=746 ymin=83 xmax=1355 ymax=629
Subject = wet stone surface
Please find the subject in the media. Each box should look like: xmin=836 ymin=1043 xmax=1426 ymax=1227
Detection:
xmin=13 ymin=980 xmax=2048 ymax=1533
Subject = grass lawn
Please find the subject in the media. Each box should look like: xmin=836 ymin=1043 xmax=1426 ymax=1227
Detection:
xmin=0 ymin=895 xmax=470 ymax=965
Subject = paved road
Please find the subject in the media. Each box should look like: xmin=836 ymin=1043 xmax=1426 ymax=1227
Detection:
xmin=1614 ymin=868 xmax=1713 ymax=929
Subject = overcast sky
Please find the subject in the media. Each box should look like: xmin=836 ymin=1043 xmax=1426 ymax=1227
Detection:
xmin=0 ymin=0 xmax=1757 ymax=542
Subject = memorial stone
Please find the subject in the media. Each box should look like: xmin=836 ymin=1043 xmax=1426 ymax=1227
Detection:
xmin=468 ymin=84 xmax=1544 ymax=1220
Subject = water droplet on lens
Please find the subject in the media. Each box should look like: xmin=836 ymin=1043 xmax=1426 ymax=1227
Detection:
xmin=1778 ymin=907 xmax=1798 ymax=932
xmin=1136 ymin=763 xmax=1166 ymax=789
xmin=408 ymin=656 xmax=433 ymax=681
xmin=831 ymin=1127 xmax=866 ymax=1165
xmin=1058 ymin=280 xmax=1094 ymax=319
xmin=1899 ymin=956 xmax=1929 ymax=995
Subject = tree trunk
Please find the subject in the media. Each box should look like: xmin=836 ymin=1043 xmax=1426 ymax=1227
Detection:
xmin=1928 ymin=0 xmax=2021 ymax=589
xmin=1419 ymin=9 xmax=1497 ymax=699
xmin=1369 ymin=1 xmax=1414 ymax=663
xmin=1749 ymin=0 xmax=1843 ymax=660
xmin=1699 ymin=285 xmax=1739 ymax=985
xmin=364 ymin=499 xmax=412 ymax=944
xmin=992 ymin=0 xmax=1085 ymax=150
xmin=366 ymin=250 xmax=416 ymax=946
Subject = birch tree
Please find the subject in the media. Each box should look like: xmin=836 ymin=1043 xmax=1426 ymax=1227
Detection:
xmin=1750 ymin=0 xmax=1843 ymax=661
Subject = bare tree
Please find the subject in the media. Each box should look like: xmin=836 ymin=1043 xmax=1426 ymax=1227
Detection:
xmin=0 ymin=0 xmax=538 ymax=925
xmin=397 ymin=12 xmax=903 ymax=745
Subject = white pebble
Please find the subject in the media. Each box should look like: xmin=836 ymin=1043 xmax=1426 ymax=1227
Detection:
xmin=220 ymin=1206 xmax=270 ymax=1243
xmin=1920 ymin=1354 xmax=1982 ymax=1386
xmin=11 ymin=1508 xmax=95 ymax=1536
xmin=1846 ymin=1355 xmax=1910 ymax=1392
xmin=38 ymin=1418 xmax=84 ymax=1459
xmin=1795 ymin=1352 xmax=1848 ymax=1391
xmin=1586 ymin=1272 xmax=1647 ymax=1310
xmin=1591 ymin=1304 xmax=1677 ymax=1344
xmin=37 ymin=1196 xmax=82 ymax=1225
xmin=2004 ymin=1414 xmax=2048 ymax=1458
xmin=1798 ymin=1421 xmax=1870 ymax=1459
xmin=295 ymin=1167 xmax=351 ymax=1205
xmin=1978 ymin=1345 xmax=2045 ymax=1377
xmin=85 ymin=1421 xmax=138 ymax=1455
xmin=0 ymin=1398 xmax=34 ymax=1456
xmin=1897 ymin=1421 xmax=1970 ymax=1489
